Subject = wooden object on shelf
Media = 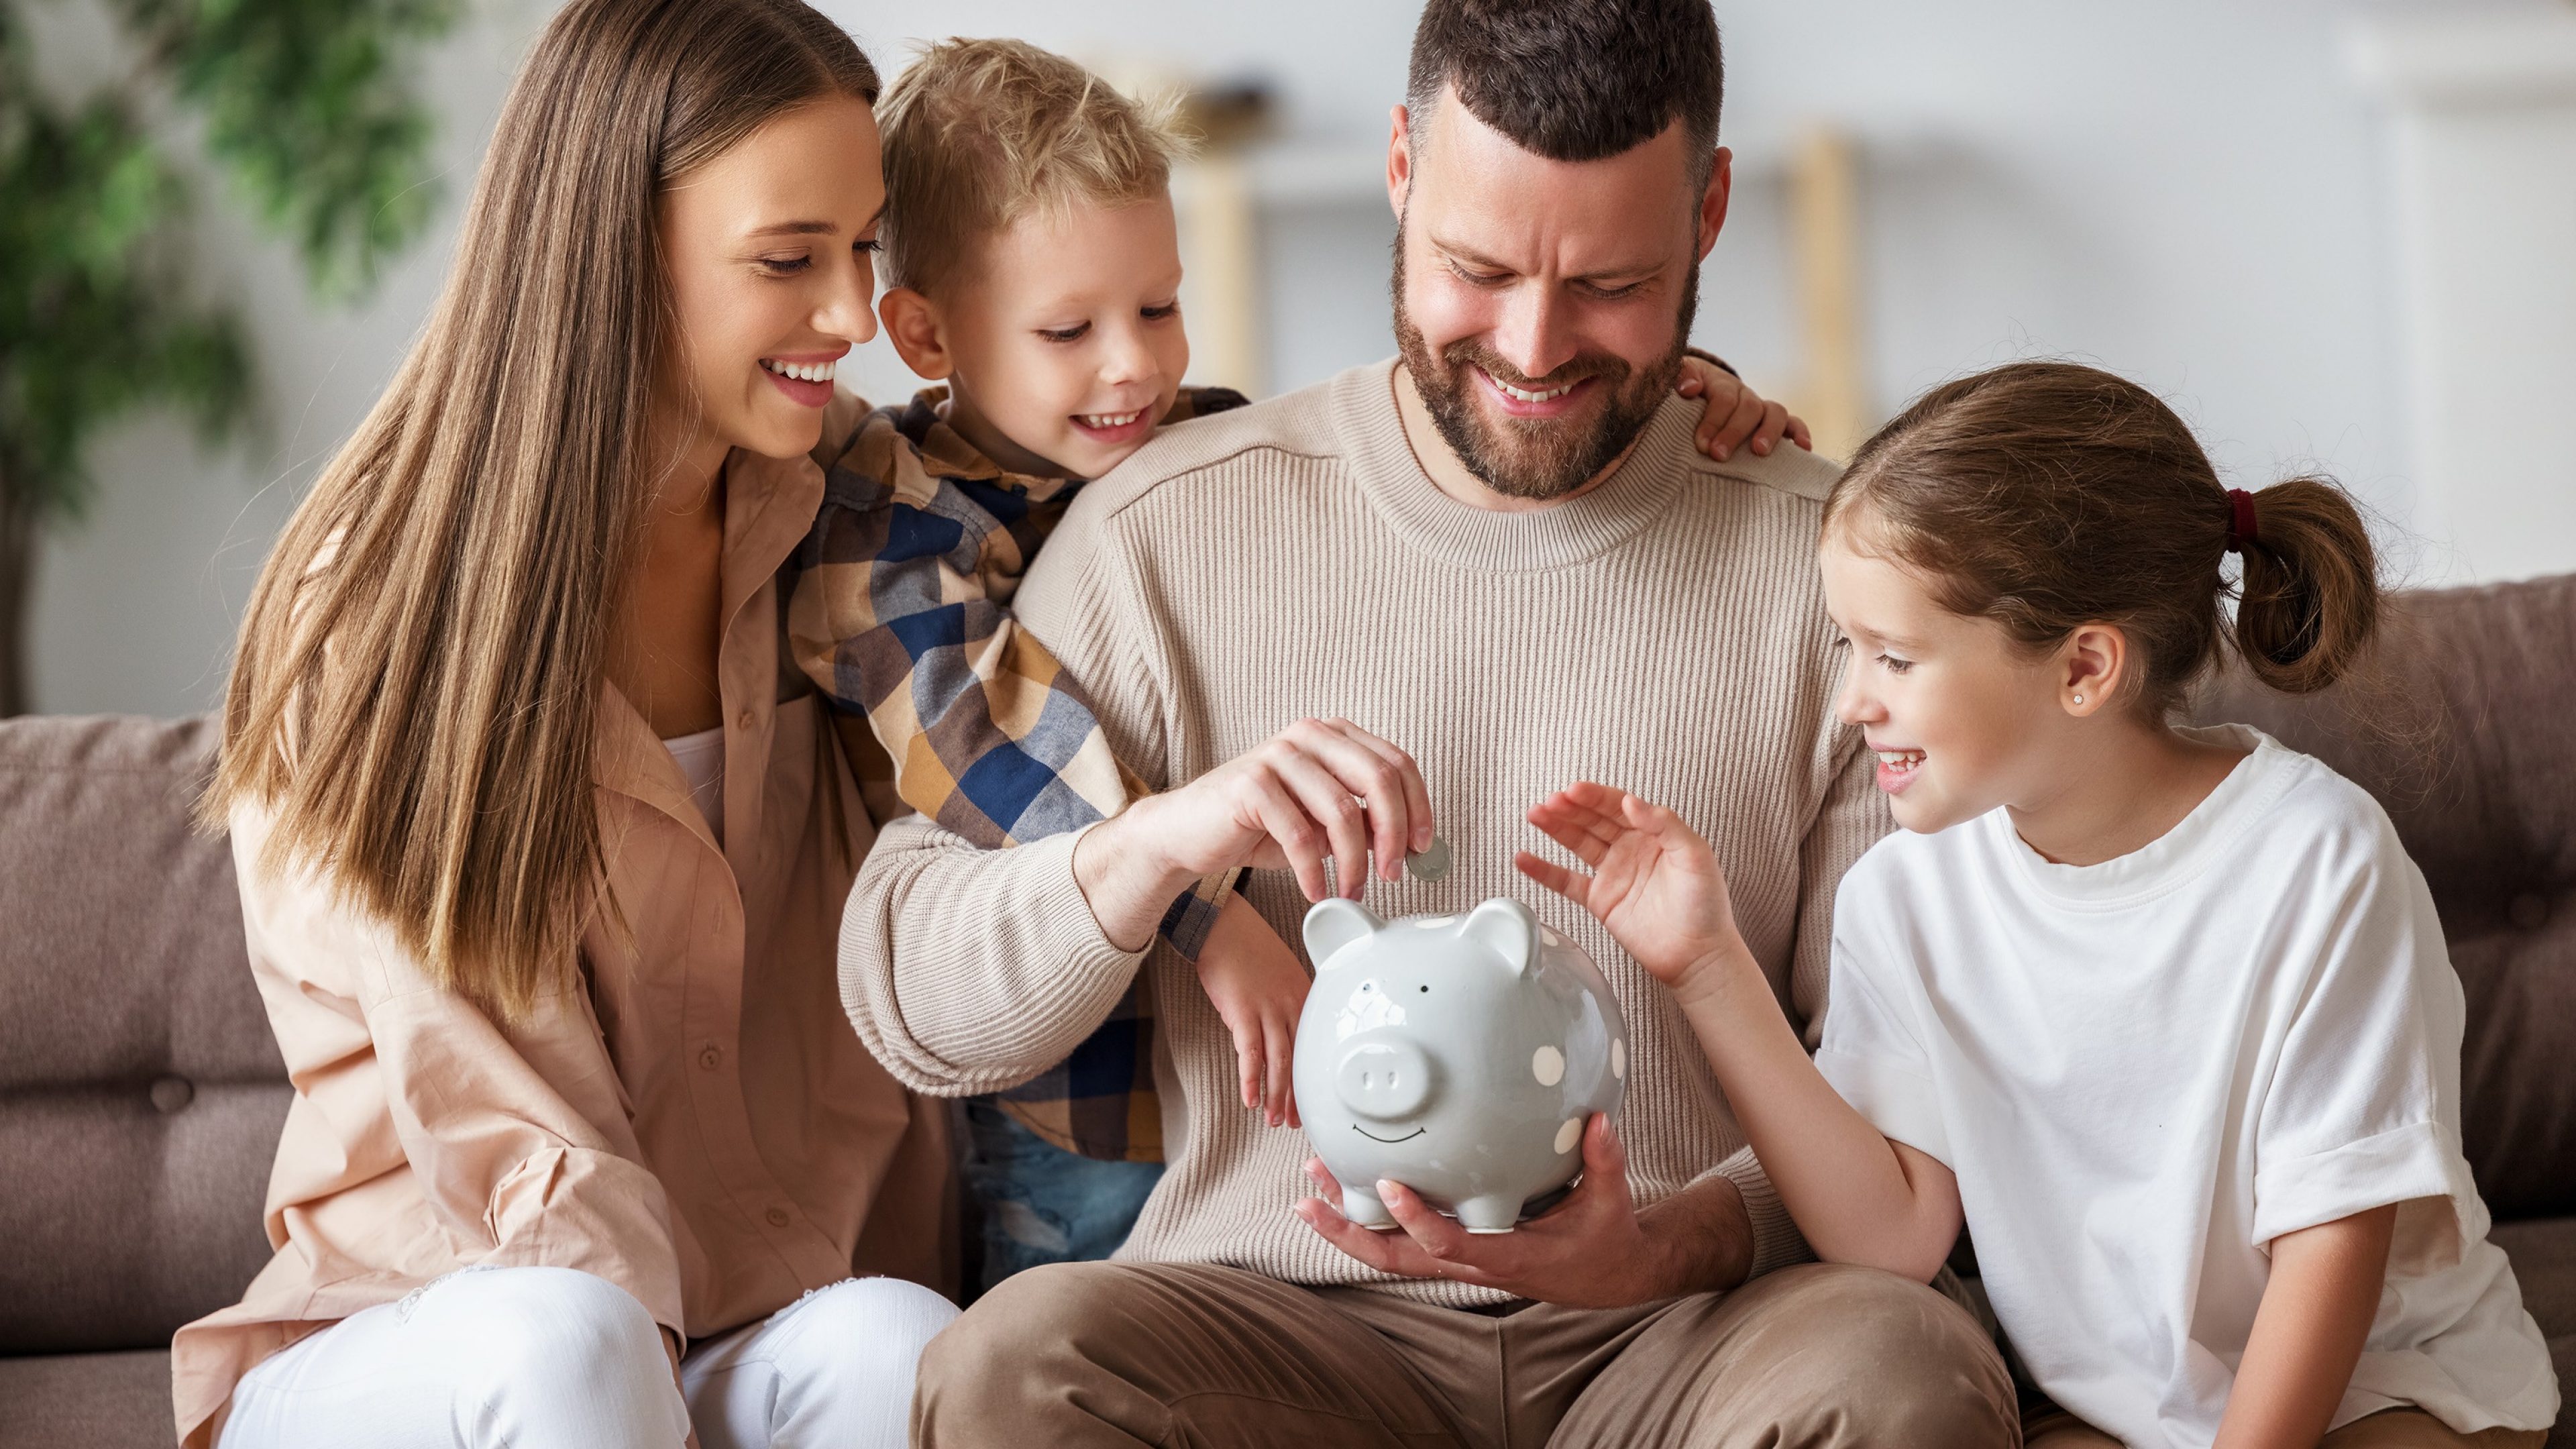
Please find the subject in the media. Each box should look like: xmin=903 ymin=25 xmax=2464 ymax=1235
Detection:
xmin=1175 ymin=152 xmax=1267 ymax=399
xmin=1784 ymin=127 xmax=1872 ymax=463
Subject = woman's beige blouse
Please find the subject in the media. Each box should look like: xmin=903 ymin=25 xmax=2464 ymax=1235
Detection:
xmin=170 ymin=446 xmax=947 ymax=1447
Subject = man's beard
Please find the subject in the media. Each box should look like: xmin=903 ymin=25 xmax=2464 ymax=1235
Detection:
xmin=1391 ymin=234 xmax=1698 ymax=502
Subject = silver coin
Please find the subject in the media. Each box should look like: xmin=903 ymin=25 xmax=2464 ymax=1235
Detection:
xmin=1405 ymin=835 xmax=1453 ymax=881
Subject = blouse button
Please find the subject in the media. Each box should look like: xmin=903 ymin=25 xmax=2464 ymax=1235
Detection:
xmin=765 ymin=1206 xmax=792 ymax=1228
xmin=698 ymin=1045 xmax=721 ymax=1071
xmin=149 ymin=1075 xmax=195 ymax=1114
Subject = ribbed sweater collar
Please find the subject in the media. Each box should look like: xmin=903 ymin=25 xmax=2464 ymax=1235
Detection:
xmin=1330 ymin=358 xmax=1693 ymax=573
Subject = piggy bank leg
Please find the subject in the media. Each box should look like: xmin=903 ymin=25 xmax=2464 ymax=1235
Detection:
xmin=1456 ymin=1194 xmax=1522 ymax=1234
xmin=1340 ymin=1183 xmax=1399 ymax=1231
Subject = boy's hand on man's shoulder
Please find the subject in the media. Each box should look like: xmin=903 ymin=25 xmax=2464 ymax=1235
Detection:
xmin=1678 ymin=354 xmax=1811 ymax=462
xmin=1195 ymin=892 xmax=1310 ymax=1129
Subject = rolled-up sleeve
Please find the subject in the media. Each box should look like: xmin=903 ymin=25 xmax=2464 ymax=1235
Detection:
xmin=1813 ymin=910 xmax=1951 ymax=1171
xmin=235 ymin=808 xmax=686 ymax=1336
xmin=2251 ymin=839 xmax=2476 ymax=1272
xmin=356 ymin=985 xmax=684 ymax=1330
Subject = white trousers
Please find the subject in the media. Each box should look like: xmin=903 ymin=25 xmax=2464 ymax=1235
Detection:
xmin=217 ymin=1265 xmax=959 ymax=1449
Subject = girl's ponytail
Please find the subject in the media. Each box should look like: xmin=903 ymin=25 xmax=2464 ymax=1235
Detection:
xmin=2231 ymin=478 xmax=2382 ymax=694
xmin=1826 ymin=361 xmax=2394 ymax=718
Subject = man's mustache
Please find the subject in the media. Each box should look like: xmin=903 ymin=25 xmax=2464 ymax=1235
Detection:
xmin=1439 ymin=343 xmax=1627 ymax=396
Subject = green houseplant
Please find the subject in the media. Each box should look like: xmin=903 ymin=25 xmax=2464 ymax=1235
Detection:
xmin=0 ymin=0 xmax=452 ymax=714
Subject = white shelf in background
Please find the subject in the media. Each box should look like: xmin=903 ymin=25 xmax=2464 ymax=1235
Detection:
xmin=1172 ymin=144 xmax=1389 ymax=210
xmin=2347 ymin=7 xmax=2576 ymax=584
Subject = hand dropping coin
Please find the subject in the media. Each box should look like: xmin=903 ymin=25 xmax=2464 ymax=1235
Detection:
xmin=1405 ymin=835 xmax=1452 ymax=882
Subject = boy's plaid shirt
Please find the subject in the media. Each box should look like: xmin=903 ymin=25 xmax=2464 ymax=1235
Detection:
xmin=785 ymin=385 xmax=1248 ymax=1163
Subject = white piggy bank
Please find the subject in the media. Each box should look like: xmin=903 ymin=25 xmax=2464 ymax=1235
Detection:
xmin=1294 ymin=897 xmax=1629 ymax=1233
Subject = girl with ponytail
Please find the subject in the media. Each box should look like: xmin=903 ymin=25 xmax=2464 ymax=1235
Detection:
xmin=1515 ymin=362 xmax=2559 ymax=1448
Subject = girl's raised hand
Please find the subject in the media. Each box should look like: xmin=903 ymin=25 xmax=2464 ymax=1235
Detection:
xmin=1515 ymin=783 xmax=1752 ymax=993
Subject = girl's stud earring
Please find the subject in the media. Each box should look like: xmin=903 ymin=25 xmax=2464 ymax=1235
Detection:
xmin=2072 ymin=694 xmax=2086 ymax=706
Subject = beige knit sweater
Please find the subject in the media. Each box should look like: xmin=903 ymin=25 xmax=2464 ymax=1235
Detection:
xmin=838 ymin=358 xmax=1888 ymax=1305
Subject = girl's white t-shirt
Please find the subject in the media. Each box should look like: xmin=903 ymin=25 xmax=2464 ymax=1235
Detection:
xmin=1817 ymin=725 xmax=2557 ymax=1448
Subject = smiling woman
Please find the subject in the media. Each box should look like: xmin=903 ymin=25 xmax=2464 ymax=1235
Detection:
xmin=659 ymin=103 xmax=885 ymax=480
xmin=176 ymin=0 xmax=959 ymax=1445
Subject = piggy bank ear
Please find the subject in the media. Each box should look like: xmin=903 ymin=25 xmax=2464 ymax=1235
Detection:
xmin=1460 ymin=898 xmax=1538 ymax=977
xmin=1302 ymin=899 xmax=1385 ymax=969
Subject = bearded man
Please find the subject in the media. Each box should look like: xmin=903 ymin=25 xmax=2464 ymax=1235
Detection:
xmin=837 ymin=1 xmax=2019 ymax=1443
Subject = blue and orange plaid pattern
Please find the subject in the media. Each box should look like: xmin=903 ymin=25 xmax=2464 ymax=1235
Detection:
xmin=786 ymin=385 xmax=1248 ymax=1162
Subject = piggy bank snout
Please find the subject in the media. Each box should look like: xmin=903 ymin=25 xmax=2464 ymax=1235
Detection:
xmin=1334 ymin=1040 xmax=1438 ymax=1122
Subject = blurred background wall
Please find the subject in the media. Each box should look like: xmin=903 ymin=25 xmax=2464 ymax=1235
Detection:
xmin=23 ymin=0 xmax=2576 ymax=716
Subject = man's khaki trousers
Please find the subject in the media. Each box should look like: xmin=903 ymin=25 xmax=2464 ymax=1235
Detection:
xmin=912 ymin=1260 xmax=2019 ymax=1448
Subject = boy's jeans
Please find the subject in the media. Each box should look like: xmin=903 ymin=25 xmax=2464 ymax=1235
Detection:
xmin=959 ymin=1099 xmax=1164 ymax=1299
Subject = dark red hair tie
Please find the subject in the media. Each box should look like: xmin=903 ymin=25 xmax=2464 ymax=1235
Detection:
xmin=2225 ymin=488 xmax=2260 ymax=554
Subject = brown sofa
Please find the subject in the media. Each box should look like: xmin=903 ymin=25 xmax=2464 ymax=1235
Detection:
xmin=2 ymin=574 xmax=2569 ymax=1448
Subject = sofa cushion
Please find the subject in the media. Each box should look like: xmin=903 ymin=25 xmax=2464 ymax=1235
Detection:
xmin=2198 ymin=574 xmax=2576 ymax=1220
xmin=2495 ymin=1218 xmax=2576 ymax=1449
xmin=2493 ymin=1218 xmax=2576 ymax=1338
xmin=0 ymin=1349 xmax=176 ymax=1449
xmin=2462 ymin=1219 xmax=2575 ymax=1446
xmin=0 ymin=716 xmax=287 ymax=1354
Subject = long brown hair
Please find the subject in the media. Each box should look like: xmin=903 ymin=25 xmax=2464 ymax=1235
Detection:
xmin=1824 ymin=361 xmax=2383 ymax=717
xmin=204 ymin=0 xmax=878 ymax=1019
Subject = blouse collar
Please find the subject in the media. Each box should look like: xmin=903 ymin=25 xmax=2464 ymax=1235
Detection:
xmin=591 ymin=440 xmax=824 ymax=810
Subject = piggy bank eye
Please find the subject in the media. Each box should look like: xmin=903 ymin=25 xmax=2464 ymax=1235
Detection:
xmin=1417 ymin=985 xmax=1429 ymax=994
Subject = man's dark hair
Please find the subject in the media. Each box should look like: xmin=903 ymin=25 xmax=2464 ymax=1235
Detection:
xmin=1406 ymin=0 xmax=1723 ymax=176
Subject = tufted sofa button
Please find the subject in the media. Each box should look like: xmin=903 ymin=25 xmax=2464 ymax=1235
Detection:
xmin=764 ymin=1205 xmax=792 ymax=1228
xmin=2507 ymin=894 xmax=2550 ymax=931
xmin=150 ymin=1075 xmax=195 ymax=1114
